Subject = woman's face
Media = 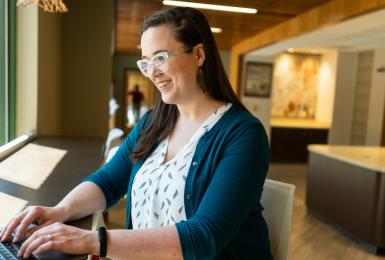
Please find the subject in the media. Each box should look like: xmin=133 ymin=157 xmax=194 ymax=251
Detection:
xmin=140 ymin=25 xmax=204 ymax=105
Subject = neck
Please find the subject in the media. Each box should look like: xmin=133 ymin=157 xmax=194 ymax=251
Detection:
xmin=176 ymin=94 xmax=226 ymax=123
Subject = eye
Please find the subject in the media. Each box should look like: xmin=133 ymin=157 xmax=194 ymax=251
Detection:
xmin=157 ymin=55 xmax=166 ymax=62
xmin=153 ymin=53 xmax=167 ymax=65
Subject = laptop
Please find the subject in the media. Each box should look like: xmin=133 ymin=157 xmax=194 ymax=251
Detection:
xmin=0 ymin=224 xmax=86 ymax=260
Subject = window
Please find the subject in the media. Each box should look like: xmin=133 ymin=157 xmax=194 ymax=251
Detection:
xmin=0 ymin=0 xmax=6 ymax=145
xmin=0 ymin=0 xmax=16 ymax=146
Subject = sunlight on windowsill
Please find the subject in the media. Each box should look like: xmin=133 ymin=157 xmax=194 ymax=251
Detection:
xmin=0 ymin=144 xmax=67 ymax=190
xmin=0 ymin=192 xmax=28 ymax=226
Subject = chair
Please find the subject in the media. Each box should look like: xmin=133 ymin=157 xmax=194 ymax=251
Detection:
xmin=102 ymin=128 xmax=124 ymax=161
xmin=261 ymin=179 xmax=295 ymax=260
xmin=105 ymin=146 xmax=119 ymax=163
xmin=99 ymin=145 xmax=124 ymax=227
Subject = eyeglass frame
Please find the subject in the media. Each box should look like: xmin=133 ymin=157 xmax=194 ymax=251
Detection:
xmin=136 ymin=46 xmax=193 ymax=77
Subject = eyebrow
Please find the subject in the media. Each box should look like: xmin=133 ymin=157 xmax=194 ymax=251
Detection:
xmin=141 ymin=49 xmax=167 ymax=59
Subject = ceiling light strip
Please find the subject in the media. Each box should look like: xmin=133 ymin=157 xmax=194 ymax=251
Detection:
xmin=210 ymin=27 xmax=222 ymax=33
xmin=162 ymin=1 xmax=257 ymax=14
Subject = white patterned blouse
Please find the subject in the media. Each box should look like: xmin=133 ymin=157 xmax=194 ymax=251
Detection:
xmin=131 ymin=103 xmax=232 ymax=229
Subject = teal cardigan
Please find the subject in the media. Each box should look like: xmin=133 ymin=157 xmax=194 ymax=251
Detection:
xmin=84 ymin=105 xmax=273 ymax=260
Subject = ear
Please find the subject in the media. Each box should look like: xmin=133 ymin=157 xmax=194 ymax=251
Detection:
xmin=195 ymin=43 xmax=206 ymax=67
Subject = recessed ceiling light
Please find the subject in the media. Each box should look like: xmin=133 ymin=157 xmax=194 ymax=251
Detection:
xmin=162 ymin=1 xmax=257 ymax=14
xmin=211 ymin=27 xmax=222 ymax=33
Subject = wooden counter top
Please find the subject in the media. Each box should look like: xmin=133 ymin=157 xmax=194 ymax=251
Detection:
xmin=308 ymin=145 xmax=385 ymax=173
xmin=271 ymin=118 xmax=330 ymax=129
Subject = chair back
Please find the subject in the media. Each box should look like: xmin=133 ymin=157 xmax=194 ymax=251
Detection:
xmin=105 ymin=146 xmax=119 ymax=163
xmin=261 ymin=179 xmax=295 ymax=260
xmin=103 ymin=128 xmax=124 ymax=159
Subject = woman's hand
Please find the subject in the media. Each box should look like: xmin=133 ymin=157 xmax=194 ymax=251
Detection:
xmin=0 ymin=206 xmax=67 ymax=243
xmin=17 ymin=222 xmax=99 ymax=259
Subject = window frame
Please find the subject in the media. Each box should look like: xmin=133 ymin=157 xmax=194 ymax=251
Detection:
xmin=0 ymin=0 xmax=7 ymax=145
xmin=8 ymin=0 xmax=15 ymax=141
xmin=0 ymin=0 xmax=16 ymax=146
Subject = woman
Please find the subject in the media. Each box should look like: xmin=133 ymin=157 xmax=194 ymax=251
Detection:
xmin=0 ymin=7 xmax=272 ymax=260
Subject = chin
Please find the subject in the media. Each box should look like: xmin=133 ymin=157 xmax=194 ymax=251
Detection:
xmin=160 ymin=93 xmax=177 ymax=105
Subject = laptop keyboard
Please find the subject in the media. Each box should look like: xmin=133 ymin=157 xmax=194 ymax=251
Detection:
xmin=0 ymin=241 xmax=20 ymax=260
xmin=0 ymin=234 xmax=37 ymax=260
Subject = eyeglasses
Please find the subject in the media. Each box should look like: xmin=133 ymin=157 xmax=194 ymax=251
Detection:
xmin=137 ymin=47 xmax=191 ymax=77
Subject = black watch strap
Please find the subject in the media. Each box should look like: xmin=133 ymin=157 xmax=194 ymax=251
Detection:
xmin=98 ymin=226 xmax=107 ymax=257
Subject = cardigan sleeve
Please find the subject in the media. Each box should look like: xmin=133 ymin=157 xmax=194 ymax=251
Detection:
xmin=82 ymin=111 xmax=151 ymax=209
xmin=175 ymin=120 xmax=270 ymax=260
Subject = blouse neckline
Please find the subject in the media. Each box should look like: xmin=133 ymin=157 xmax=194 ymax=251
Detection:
xmin=159 ymin=103 xmax=232 ymax=166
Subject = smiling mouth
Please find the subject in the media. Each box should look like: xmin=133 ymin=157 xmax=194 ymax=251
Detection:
xmin=157 ymin=80 xmax=172 ymax=90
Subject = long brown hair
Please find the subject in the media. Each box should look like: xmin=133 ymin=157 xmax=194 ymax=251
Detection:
xmin=131 ymin=7 xmax=246 ymax=162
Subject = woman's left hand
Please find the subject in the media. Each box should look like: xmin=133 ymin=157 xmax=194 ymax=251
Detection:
xmin=18 ymin=222 xmax=99 ymax=259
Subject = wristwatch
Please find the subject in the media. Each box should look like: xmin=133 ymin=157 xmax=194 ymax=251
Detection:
xmin=98 ymin=226 xmax=107 ymax=258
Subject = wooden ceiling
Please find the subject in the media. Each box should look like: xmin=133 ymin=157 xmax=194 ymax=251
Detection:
xmin=115 ymin=0 xmax=332 ymax=54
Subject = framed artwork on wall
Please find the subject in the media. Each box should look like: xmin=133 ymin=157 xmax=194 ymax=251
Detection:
xmin=244 ymin=62 xmax=273 ymax=98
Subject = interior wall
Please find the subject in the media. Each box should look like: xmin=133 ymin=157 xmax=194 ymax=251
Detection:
xmin=328 ymin=52 xmax=358 ymax=145
xmin=37 ymin=11 xmax=63 ymax=136
xmin=62 ymin=0 xmax=113 ymax=137
xmin=219 ymin=50 xmax=230 ymax=77
xmin=366 ymin=48 xmax=385 ymax=146
xmin=16 ymin=6 xmax=38 ymax=136
xmin=316 ymin=50 xmax=337 ymax=124
xmin=241 ymin=55 xmax=274 ymax=141
xmin=383 ymin=109 xmax=385 ymax=146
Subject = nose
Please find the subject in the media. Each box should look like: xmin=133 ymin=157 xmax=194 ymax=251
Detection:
xmin=149 ymin=66 xmax=162 ymax=80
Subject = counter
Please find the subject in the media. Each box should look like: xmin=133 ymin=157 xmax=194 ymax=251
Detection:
xmin=270 ymin=119 xmax=329 ymax=162
xmin=306 ymin=145 xmax=385 ymax=255
xmin=308 ymin=145 xmax=385 ymax=172
xmin=271 ymin=118 xmax=330 ymax=129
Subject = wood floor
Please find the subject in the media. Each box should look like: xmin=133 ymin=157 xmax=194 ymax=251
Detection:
xmin=106 ymin=163 xmax=385 ymax=259
xmin=268 ymin=164 xmax=384 ymax=260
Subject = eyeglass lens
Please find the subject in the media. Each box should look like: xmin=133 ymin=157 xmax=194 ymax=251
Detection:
xmin=138 ymin=52 xmax=168 ymax=77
